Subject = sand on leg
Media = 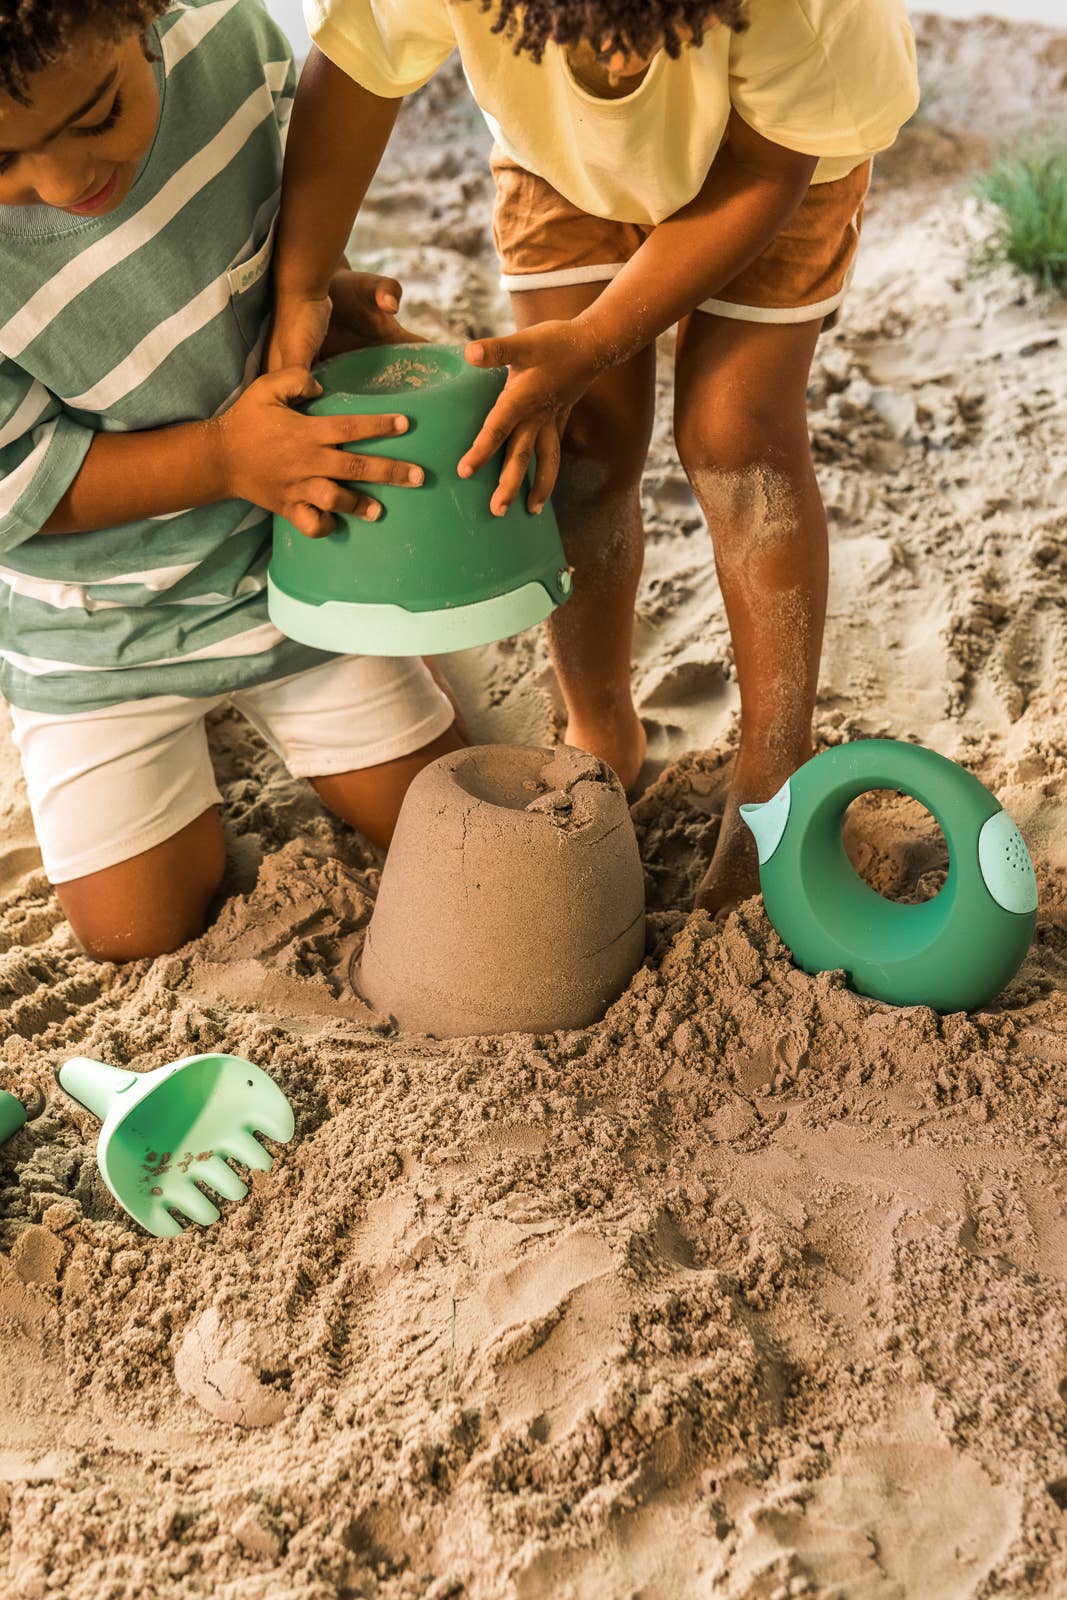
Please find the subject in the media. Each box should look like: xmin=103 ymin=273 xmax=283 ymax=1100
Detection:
xmin=674 ymin=312 xmax=827 ymax=916
xmin=57 ymin=807 xmax=227 ymax=963
xmin=509 ymin=283 xmax=656 ymax=791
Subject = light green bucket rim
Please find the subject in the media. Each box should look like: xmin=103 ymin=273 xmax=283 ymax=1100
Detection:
xmin=268 ymin=574 xmax=561 ymax=656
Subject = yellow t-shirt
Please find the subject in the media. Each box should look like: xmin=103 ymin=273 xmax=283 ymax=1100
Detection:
xmin=305 ymin=0 xmax=920 ymax=226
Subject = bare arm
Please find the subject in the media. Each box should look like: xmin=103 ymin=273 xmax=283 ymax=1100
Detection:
xmin=41 ymin=364 xmax=423 ymax=540
xmin=42 ymin=418 xmax=226 ymax=534
xmin=269 ymin=47 xmax=403 ymax=371
xmin=458 ymin=113 xmax=819 ymax=509
xmin=578 ymin=110 xmax=817 ymax=363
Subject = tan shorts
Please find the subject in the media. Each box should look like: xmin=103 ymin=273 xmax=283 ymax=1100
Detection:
xmin=491 ymin=148 xmax=872 ymax=327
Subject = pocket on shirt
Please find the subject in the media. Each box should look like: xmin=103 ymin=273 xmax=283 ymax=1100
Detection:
xmin=226 ymin=216 xmax=276 ymax=356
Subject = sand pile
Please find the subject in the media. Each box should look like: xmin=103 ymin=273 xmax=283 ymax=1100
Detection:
xmin=358 ymin=746 xmax=645 ymax=1038
xmin=1 ymin=14 xmax=1066 ymax=1598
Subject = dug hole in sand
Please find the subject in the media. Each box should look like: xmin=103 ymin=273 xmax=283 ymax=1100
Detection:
xmin=0 ymin=14 xmax=1066 ymax=1600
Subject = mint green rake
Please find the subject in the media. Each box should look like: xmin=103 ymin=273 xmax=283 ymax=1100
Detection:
xmin=58 ymin=1054 xmax=294 ymax=1238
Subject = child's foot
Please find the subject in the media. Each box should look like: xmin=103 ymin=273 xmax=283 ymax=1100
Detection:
xmin=564 ymin=710 xmax=647 ymax=793
xmin=694 ymin=793 xmax=760 ymax=920
xmin=695 ymin=749 xmax=811 ymax=919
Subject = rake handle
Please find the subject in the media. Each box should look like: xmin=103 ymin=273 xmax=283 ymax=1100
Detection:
xmin=58 ymin=1058 xmax=139 ymax=1123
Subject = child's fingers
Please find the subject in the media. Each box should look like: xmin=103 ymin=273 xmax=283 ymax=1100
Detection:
xmin=336 ymin=270 xmax=404 ymax=315
xmin=319 ymin=448 xmax=424 ymax=488
xmin=373 ymin=276 xmax=403 ymax=314
xmin=267 ymin=366 xmax=324 ymax=404
xmin=457 ymin=395 xmax=522 ymax=480
xmin=528 ymin=424 xmax=561 ymax=514
xmin=303 ymin=477 xmax=383 ymax=523
xmin=465 ymin=333 xmax=527 ymax=370
xmin=490 ymin=423 xmax=540 ymax=518
xmin=312 ymin=412 xmax=410 ymax=444
xmin=287 ymin=502 xmax=336 ymax=539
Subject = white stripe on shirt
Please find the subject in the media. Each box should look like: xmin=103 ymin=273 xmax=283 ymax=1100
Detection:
xmin=0 ymin=382 xmax=51 ymax=450
xmin=3 ymin=618 xmax=287 ymax=674
xmin=0 ymin=566 xmax=265 ymax=611
xmin=0 ymin=509 xmax=266 ymax=607
xmin=63 ymin=189 xmax=278 ymax=411
xmin=63 ymin=225 xmax=261 ymax=410
xmin=262 ymin=60 xmax=292 ymax=96
xmin=160 ymin=0 xmax=243 ymax=76
xmin=0 ymin=83 xmax=279 ymax=360
xmin=0 ymin=420 xmax=59 ymax=522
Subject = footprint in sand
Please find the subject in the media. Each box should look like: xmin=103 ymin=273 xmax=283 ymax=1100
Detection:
xmin=460 ymin=1228 xmax=623 ymax=1436
xmin=735 ymin=1442 xmax=1020 ymax=1599
xmin=174 ymin=1306 xmax=291 ymax=1428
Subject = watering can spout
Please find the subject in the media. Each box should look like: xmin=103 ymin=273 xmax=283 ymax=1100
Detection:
xmin=58 ymin=1058 xmax=139 ymax=1122
xmin=740 ymin=780 xmax=792 ymax=866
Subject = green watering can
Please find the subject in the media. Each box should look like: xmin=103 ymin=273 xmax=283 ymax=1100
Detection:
xmin=741 ymin=740 xmax=1037 ymax=1013
xmin=0 ymin=1089 xmax=26 ymax=1144
xmin=268 ymin=343 xmax=572 ymax=655
xmin=58 ymin=1054 xmax=294 ymax=1238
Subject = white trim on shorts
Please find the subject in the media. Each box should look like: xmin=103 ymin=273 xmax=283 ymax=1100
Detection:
xmin=499 ymin=260 xmax=854 ymax=323
xmin=497 ymin=166 xmax=869 ymax=323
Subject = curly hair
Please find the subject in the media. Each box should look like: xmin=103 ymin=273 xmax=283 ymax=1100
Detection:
xmin=468 ymin=1 xmax=746 ymax=62
xmin=0 ymin=0 xmax=169 ymax=104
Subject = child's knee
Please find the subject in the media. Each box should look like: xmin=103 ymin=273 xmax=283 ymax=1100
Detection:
xmin=62 ymin=895 xmax=218 ymax=964
xmin=680 ymin=455 xmax=806 ymax=549
xmin=558 ymin=374 xmax=654 ymax=505
xmin=56 ymin=812 xmax=225 ymax=963
xmin=674 ymin=399 xmax=797 ymax=481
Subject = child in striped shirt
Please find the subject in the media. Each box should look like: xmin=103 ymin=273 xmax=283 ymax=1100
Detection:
xmin=0 ymin=0 xmax=461 ymax=961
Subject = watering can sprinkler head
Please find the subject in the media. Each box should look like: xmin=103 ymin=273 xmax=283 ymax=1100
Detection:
xmin=740 ymin=781 xmax=792 ymax=866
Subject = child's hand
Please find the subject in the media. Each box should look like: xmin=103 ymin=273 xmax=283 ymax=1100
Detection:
xmin=214 ymin=367 xmax=424 ymax=538
xmin=458 ymin=321 xmax=604 ymax=516
xmin=267 ymin=273 xmax=417 ymax=373
xmin=266 ymin=290 xmax=333 ymax=374
xmin=320 ymin=269 xmax=424 ymax=359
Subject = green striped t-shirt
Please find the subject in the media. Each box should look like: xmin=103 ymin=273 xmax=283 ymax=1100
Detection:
xmin=0 ymin=0 xmax=333 ymax=714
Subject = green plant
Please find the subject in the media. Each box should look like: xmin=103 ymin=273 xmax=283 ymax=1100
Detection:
xmin=978 ymin=145 xmax=1067 ymax=292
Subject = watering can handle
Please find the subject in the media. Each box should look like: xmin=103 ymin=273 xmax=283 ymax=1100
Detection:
xmin=58 ymin=1058 xmax=140 ymax=1123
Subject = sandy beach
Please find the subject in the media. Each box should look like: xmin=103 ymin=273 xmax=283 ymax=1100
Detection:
xmin=1 ymin=13 xmax=1066 ymax=1597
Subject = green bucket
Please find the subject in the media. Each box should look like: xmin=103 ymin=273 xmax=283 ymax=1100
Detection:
xmin=268 ymin=344 xmax=571 ymax=655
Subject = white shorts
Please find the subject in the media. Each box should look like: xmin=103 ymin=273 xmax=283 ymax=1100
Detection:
xmin=8 ymin=654 xmax=454 ymax=885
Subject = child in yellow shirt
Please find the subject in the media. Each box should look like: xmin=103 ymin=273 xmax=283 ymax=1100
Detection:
xmin=270 ymin=0 xmax=919 ymax=913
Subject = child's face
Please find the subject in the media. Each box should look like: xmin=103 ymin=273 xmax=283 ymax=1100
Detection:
xmin=0 ymin=29 xmax=159 ymax=214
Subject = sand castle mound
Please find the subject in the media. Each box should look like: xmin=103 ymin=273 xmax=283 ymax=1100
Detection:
xmin=359 ymin=746 xmax=645 ymax=1037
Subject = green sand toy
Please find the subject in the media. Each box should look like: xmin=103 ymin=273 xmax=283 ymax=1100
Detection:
xmin=0 ymin=1089 xmax=26 ymax=1145
xmin=741 ymin=740 xmax=1037 ymax=1013
xmin=58 ymin=1054 xmax=294 ymax=1238
xmin=268 ymin=343 xmax=572 ymax=655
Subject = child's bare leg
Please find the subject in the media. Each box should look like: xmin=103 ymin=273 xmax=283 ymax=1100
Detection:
xmin=510 ymin=284 xmax=656 ymax=789
xmin=312 ymin=723 xmax=464 ymax=848
xmin=57 ymin=807 xmax=227 ymax=963
xmin=56 ymin=727 xmax=462 ymax=962
xmin=674 ymin=313 xmax=827 ymax=916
